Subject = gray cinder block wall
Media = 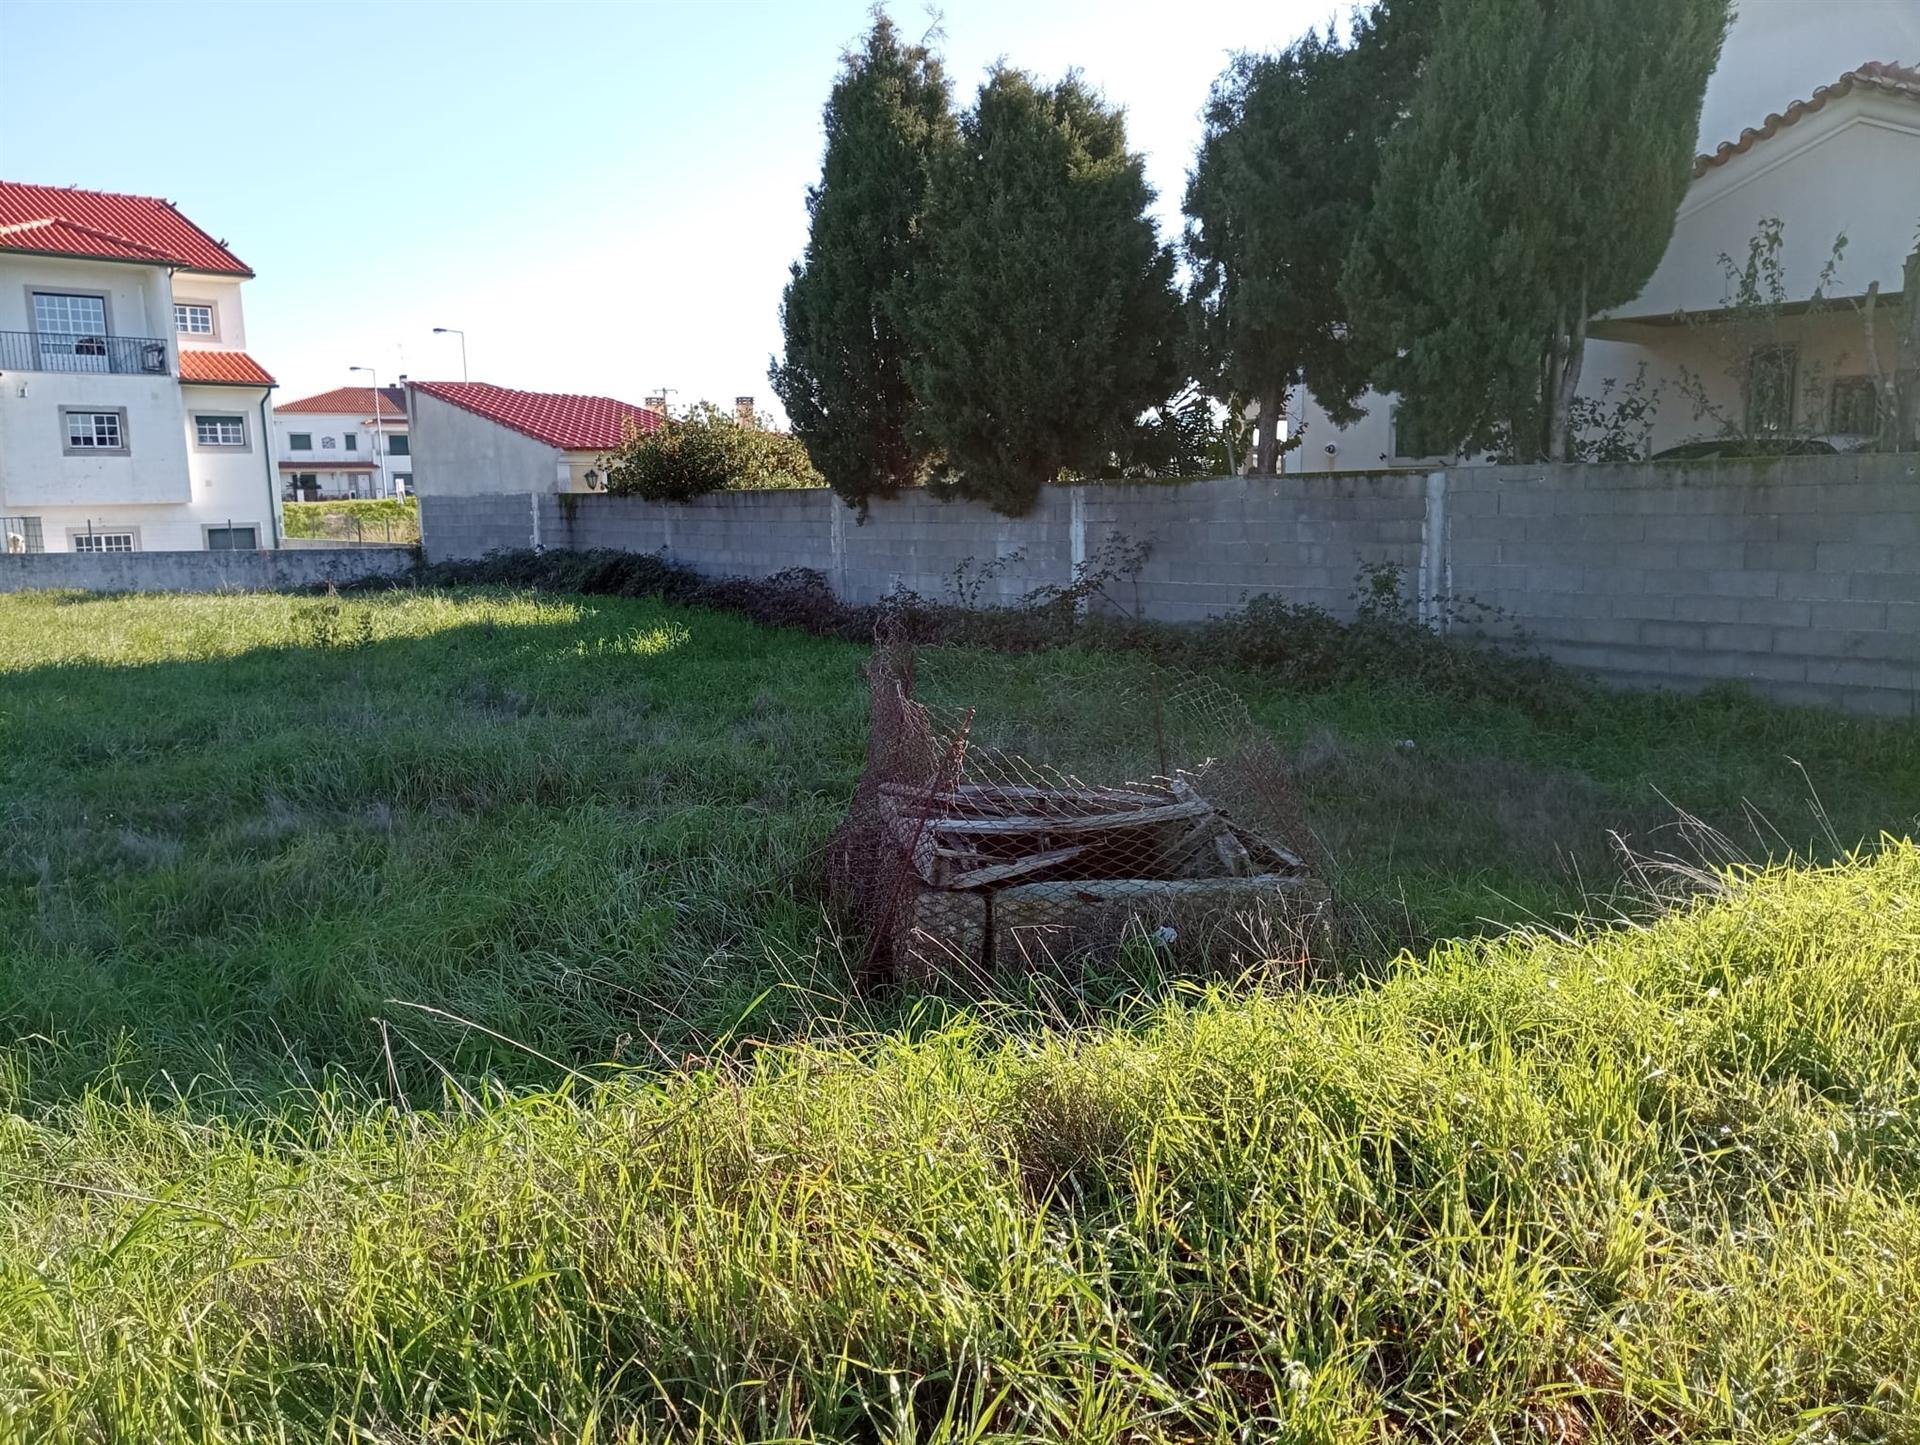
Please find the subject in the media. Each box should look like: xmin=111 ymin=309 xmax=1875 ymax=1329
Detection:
xmin=418 ymin=455 xmax=1920 ymax=716
xmin=0 ymin=545 xmax=416 ymax=595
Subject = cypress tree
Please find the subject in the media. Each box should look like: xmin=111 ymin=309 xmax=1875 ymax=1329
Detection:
xmin=906 ymin=68 xmax=1183 ymax=515
xmin=770 ymin=12 xmax=952 ymax=510
xmin=1343 ymin=0 xmax=1730 ymax=461
xmin=1184 ymin=6 xmax=1432 ymax=474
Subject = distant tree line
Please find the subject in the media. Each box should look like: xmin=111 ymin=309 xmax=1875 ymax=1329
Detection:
xmin=771 ymin=0 xmax=1732 ymax=516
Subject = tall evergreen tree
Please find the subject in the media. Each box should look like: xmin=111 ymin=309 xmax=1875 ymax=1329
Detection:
xmin=906 ymin=68 xmax=1182 ymax=515
xmin=1184 ymin=5 xmax=1432 ymax=474
xmin=1343 ymin=0 xmax=1729 ymax=461
xmin=770 ymin=12 xmax=952 ymax=510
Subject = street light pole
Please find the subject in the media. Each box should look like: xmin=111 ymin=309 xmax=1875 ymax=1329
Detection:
xmin=433 ymin=327 xmax=468 ymax=382
xmin=349 ymin=365 xmax=390 ymax=499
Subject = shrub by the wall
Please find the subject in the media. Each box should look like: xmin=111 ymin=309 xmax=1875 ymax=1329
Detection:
xmin=603 ymin=403 xmax=823 ymax=502
xmin=283 ymin=498 xmax=420 ymax=543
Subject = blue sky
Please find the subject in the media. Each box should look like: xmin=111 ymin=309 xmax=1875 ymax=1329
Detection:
xmin=0 ymin=0 xmax=1909 ymax=414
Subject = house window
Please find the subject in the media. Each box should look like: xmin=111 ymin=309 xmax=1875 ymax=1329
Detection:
xmin=174 ymin=302 xmax=215 ymax=335
xmin=194 ymin=414 xmax=247 ymax=448
xmin=344 ymin=432 xmax=358 ymax=452
xmin=2 ymin=516 xmax=45 ymax=554
xmin=1746 ymin=345 xmax=1798 ymax=435
xmin=1830 ymin=376 xmax=1879 ymax=437
xmin=205 ymin=525 xmax=258 ymax=551
xmin=387 ymin=434 xmax=409 ymax=456
xmin=62 ymin=408 xmax=128 ymax=454
xmin=33 ymin=291 xmax=111 ymax=372
xmin=1391 ymin=402 xmax=1443 ymax=460
xmin=289 ymin=432 xmax=313 ymax=451
xmin=34 ymin=291 xmax=107 ymax=333
xmin=71 ymin=530 xmax=136 ymax=553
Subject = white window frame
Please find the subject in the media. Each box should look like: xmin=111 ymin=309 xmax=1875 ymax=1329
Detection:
xmin=68 ymin=528 xmax=139 ymax=554
xmin=288 ymin=431 xmax=313 ymax=451
xmin=61 ymin=407 xmax=129 ymax=456
xmin=173 ymin=301 xmax=216 ymax=337
xmin=193 ymin=413 xmax=250 ymax=450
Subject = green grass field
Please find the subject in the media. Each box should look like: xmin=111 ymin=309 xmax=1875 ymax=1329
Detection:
xmin=2 ymin=587 xmax=1918 ymax=1440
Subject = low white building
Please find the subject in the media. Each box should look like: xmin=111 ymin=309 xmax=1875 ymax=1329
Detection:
xmin=1286 ymin=59 xmax=1920 ymax=471
xmin=0 ymin=181 xmax=280 ymax=552
xmin=407 ymin=381 xmax=661 ymax=497
xmin=273 ymin=385 xmax=410 ymax=500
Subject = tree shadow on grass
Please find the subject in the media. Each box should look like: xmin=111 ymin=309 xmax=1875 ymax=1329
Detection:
xmin=0 ymin=594 xmax=877 ymax=1117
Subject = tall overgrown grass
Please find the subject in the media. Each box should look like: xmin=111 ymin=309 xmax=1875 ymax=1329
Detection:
xmin=4 ymin=849 xmax=1917 ymax=1440
xmin=3 ymin=587 xmax=1920 ymax=1439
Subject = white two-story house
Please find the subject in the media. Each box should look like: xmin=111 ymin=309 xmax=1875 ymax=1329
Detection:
xmin=1284 ymin=59 xmax=1920 ymax=471
xmin=0 ymin=181 xmax=279 ymax=553
xmin=273 ymin=385 xmax=410 ymax=500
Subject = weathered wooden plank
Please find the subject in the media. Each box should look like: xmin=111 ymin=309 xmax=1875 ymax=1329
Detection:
xmin=930 ymin=797 xmax=1213 ymax=836
xmin=1214 ymin=830 xmax=1253 ymax=878
xmin=991 ymin=873 xmax=1330 ymax=972
xmin=879 ymin=781 xmax=1173 ymax=814
xmin=1160 ymin=812 xmax=1227 ymax=875
xmin=945 ymin=844 xmax=1088 ymax=890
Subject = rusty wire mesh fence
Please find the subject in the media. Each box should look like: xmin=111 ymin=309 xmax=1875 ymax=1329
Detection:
xmin=828 ymin=623 xmax=1331 ymax=992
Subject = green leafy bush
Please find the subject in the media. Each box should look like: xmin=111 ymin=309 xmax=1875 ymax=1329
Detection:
xmin=282 ymin=497 xmax=419 ymax=543
xmin=603 ymin=402 xmax=822 ymax=502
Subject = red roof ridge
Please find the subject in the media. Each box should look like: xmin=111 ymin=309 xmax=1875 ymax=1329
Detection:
xmin=1694 ymin=60 xmax=1920 ymax=177
xmin=0 ymin=180 xmax=252 ymax=275
xmin=178 ymin=350 xmax=276 ymax=386
xmin=276 ymin=385 xmax=408 ymax=418
xmin=410 ymin=380 xmax=663 ymax=449
xmin=0 ymin=215 xmax=175 ymax=260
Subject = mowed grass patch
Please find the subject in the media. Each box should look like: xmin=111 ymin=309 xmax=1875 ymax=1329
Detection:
xmin=3 ymin=849 xmax=1917 ymax=1441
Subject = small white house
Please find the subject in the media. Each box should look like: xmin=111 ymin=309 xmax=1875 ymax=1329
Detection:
xmin=1286 ymin=59 xmax=1920 ymax=470
xmin=0 ymin=181 xmax=280 ymax=552
xmin=407 ymin=381 xmax=661 ymax=498
xmin=274 ymin=385 xmax=410 ymax=500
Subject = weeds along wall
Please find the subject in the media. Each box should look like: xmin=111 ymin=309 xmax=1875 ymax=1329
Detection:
xmin=420 ymin=454 xmax=1920 ymax=716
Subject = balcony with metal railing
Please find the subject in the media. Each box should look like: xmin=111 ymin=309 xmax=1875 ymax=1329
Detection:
xmin=0 ymin=331 xmax=172 ymax=376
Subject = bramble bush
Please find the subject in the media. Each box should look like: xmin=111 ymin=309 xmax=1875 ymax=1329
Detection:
xmin=400 ymin=546 xmax=1571 ymax=714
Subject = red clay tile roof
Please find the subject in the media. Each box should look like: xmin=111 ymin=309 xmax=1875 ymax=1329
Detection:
xmin=1694 ymin=61 xmax=1920 ymax=176
xmin=0 ymin=181 xmax=252 ymax=275
xmin=411 ymin=381 xmax=663 ymax=449
xmin=178 ymin=349 xmax=275 ymax=385
xmin=276 ymin=385 xmax=408 ymax=418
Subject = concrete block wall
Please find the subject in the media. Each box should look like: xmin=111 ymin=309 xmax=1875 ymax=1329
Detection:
xmin=0 ymin=545 xmax=416 ymax=595
xmin=1444 ymin=453 xmax=1920 ymax=717
xmin=422 ymin=475 xmax=1426 ymax=616
xmin=416 ymin=454 xmax=1920 ymax=716
xmin=420 ymin=491 xmax=537 ymax=562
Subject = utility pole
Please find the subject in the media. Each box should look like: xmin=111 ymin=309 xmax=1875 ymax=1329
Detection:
xmin=349 ymin=365 xmax=390 ymax=498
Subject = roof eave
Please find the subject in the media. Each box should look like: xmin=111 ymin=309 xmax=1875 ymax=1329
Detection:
xmin=0 ymin=243 xmax=173 ymax=270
